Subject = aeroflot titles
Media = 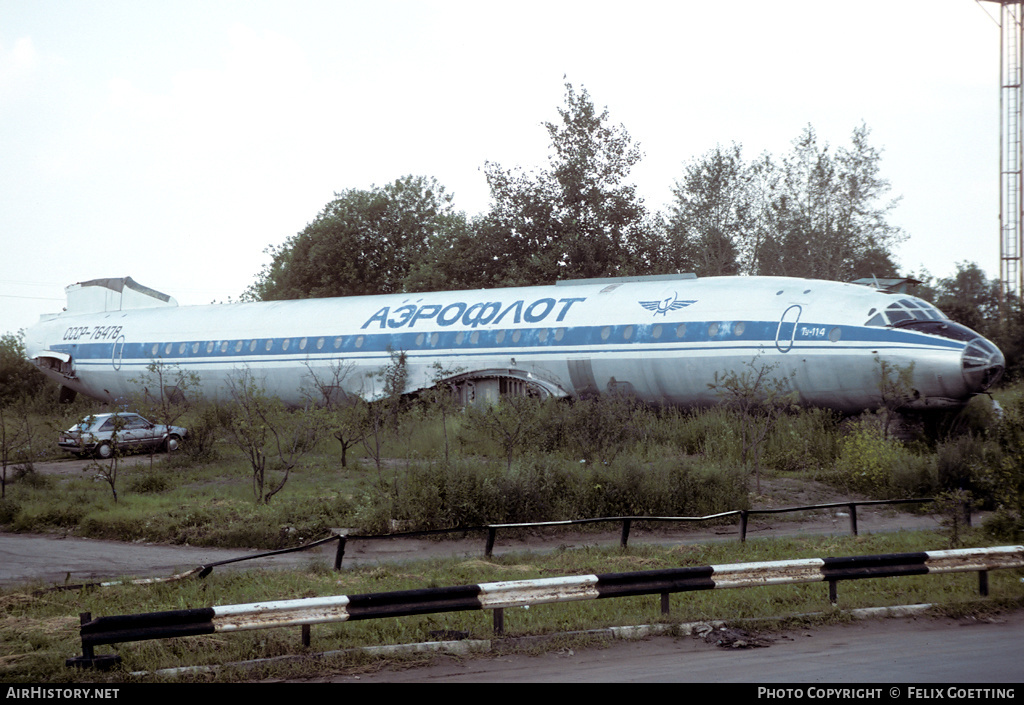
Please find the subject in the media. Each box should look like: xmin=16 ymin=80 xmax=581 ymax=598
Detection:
xmin=360 ymin=296 xmax=588 ymax=330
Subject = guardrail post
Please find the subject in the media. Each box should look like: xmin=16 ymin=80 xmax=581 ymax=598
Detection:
xmin=660 ymin=592 xmax=670 ymax=615
xmin=979 ymin=570 xmax=989 ymax=597
xmin=829 ymin=580 xmax=838 ymax=605
xmin=621 ymin=519 xmax=631 ymax=548
xmin=848 ymin=503 xmax=858 ymax=536
xmin=333 ymin=536 xmax=347 ymax=570
xmin=65 ymin=613 xmax=121 ymax=671
xmin=493 ymin=608 xmax=504 ymax=635
xmin=739 ymin=510 xmax=748 ymax=542
xmin=485 ymin=527 xmax=497 ymax=557
xmin=302 ymin=624 xmax=311 ymax=647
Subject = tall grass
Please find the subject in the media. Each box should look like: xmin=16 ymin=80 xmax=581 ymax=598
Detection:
xmin=3 ymin=384 xmax=1024 ymax=544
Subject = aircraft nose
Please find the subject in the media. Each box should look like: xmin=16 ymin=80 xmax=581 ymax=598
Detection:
xmin=962 ymin=338 xmax=1005 ymax=393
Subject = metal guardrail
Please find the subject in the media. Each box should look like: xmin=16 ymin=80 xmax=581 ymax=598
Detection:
xmin=67 ymin=545 xmax=1024 ymax=670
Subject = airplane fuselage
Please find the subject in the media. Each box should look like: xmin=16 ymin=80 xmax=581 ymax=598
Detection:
xmin=24 ymin=275 xmax=1006 ymax=413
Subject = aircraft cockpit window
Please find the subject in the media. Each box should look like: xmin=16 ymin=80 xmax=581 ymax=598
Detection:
xmin=868 ymin=298 xmax=947 ymax=327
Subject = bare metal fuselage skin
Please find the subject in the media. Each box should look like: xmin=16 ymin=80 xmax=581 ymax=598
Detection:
xmin=23 ymin=275 xmax=1005 ymax=413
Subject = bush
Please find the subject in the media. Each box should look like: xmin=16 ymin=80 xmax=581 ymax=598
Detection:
xmin=353 ymin=453 xmax=749 ymax=533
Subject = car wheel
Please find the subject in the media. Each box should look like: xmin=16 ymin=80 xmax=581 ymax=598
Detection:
xmin=95 ymin=442 xmax=113 ymax=460
xmin=165 ymin=434 xmax=182 ymax=453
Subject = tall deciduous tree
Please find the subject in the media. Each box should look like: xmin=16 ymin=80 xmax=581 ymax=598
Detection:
xmin=758 ymin=124 xmax=904 ymax=280
xmin=246 ymin=175 xmax=465 ymax=301
xmin=665 ymin=143 xmax=751 ymax=276
xmin=478 ymin=82 xmax=656 ymax=285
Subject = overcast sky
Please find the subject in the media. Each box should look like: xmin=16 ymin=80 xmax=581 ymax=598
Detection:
xmin=0 ymin=0 xmax=1006 ymax=336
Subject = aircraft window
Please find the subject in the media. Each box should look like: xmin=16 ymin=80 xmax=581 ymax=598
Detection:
xmin=623 ymin=326 xmax=634 ymax=341
xmin=676 ymin=323 xmax=686 ymax=338
xmin=179 ymin=343 xmax=187 ymax=355
xmin=776 ymin=290 xmax=784 ymax=296
xmin=803 ymin=289 xmax=811 ymax=294
xmin=316 ymin=337 xmax=324 ymax=350
xmin=249 ymin=340 xmax=257 ymax=352
xmin=282 ymin=339 xmax=291 ymax=351
xmin=887 ymin=310 xmax=913 ymax=324
xmin=652 ymin=324 xmax=663 ymax=339
xmin=554 ymin=328 xmax=565 ymax=341
xmin=299 ymin=338 xmax=307 ymax=351
xmin=416 ymin=333 xmax=425 ymax=346
xmin=220 ymin=341 xmax=228 ymax=353
xmin=829 ymin=327 xmax=842 ymax=343
xmin=734 ymin=322 xmax=746 ymax=336
xmin=265 ymin=340 xmax=273 ymax=351
xmin=234 ymin=341 xmax=243 ymax=353
xmin=470 ymin=331 xmax=480 ymax=344
xmin=150 ymin=344 xmax=159 ymax=356
xmin=537 ymin=329 xmax=548 ymax=343
xmin=868 ymin=308 xmax=877 ymax=317
xmin=496 ymin=330 xmax=506 ymax=344
xmin=455 ymin=331 xmax=465 ymax=344
xmin=708 ymin=322 xmax=719 ymax=337
xmin=601 ymin=326 xmax=611 ymax=340
xmin=206 ymin=342 xmax=214 ymax=354
xmin=334 ymin=337 xmax=343 ymax=349
xmin=165 ymin=343 xmax=173 ymax=356
xmin=355 ymin=336 xmax=364 ymax=348
xmin=511 ymin=330 xmax=521 ymax=343
xmin=192 ymin=343 xmax=200 ymax=354
xmin=430 ymin=332 xmax=440 ymax=346
xmin=866 ymin=314 xmax=885 ymax=327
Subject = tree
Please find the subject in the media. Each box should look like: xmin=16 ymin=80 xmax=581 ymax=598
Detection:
xmin=478 ymin=81 xmax=657 ymax=285
xmin=302 ymin=360 xmax=367 ymax=468
xmin=0 ymin=332 xmax=49 ymax=407
xmin=222 ymin=369 xmax=327 ymax=504
xmin=246 ymin=175 xmax=465 ymax=300
xmin=130 ymin=360 xmax=198 ymax=467
xmin=708 ymin=356 xmax=798 ymax=493
xmin=757 ymin=124 xmax=904 ymax=280
xmin=665 ymin=143 xmax=751 ymax=276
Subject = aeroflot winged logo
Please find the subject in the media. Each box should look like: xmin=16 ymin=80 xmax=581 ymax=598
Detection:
xmin=639 ymin=292 xmax=697 ymax=316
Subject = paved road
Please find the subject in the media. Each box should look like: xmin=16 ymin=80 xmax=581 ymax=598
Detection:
xmin=317 ymin=612 xmax=1024 ymax=683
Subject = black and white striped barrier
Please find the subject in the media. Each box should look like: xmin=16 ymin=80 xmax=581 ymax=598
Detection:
xmin=68 ymin=545 xmax=1024 ymax=669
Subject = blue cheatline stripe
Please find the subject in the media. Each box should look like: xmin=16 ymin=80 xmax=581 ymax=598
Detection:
xmin=53 ymin=319 xmax=964 ymax=367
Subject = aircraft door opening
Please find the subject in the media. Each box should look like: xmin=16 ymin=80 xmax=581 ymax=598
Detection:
xmin=775 ymin=305 xmax=802 ymax=353
xmin=112 ymin=335 xmax=126 ymax=371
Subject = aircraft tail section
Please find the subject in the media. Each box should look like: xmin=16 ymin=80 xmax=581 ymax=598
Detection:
xmin=65 ymin=277 xmax=178 ymax=314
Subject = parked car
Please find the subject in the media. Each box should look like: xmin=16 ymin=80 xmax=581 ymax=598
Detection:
xmin=58 ymin=412 xmax=187 ymax=459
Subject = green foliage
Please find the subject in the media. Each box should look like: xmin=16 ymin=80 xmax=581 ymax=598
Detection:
xmin=355 ymin=453 xmax=748 ymax=533
xmin=665 ymin=124 xmax=903 ymax=280
xmin=833 ymin=418 xmax=910 ymax=494
xmin=0 ymin=331 xmax=50 ymax=407
xmin=246 ymin=175 xmax=465 ymax=301
xmin=478 ymin=82 xmax=656 ymax=285
xmin=708 ymin=356 xmax=799 ymax=492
